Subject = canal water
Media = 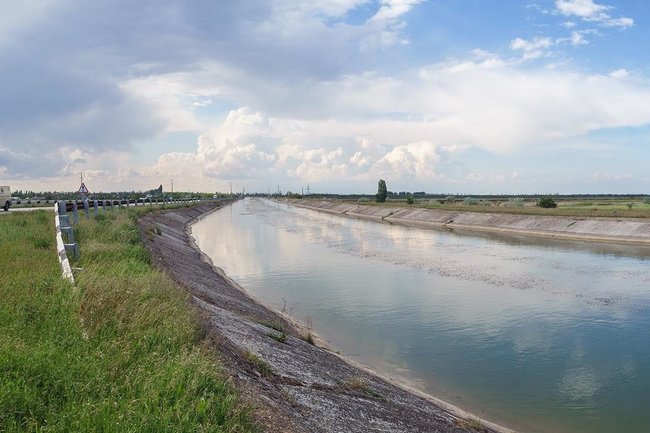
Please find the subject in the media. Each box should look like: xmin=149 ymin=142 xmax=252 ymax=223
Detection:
xmin=192 ymin=198 xmax=650 ymax=433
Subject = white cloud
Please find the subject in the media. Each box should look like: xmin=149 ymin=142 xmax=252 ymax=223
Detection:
xmin=146 ymin=108 xmax=280 ymax=182
xmin=142 ymin=55 xmax=650 ymax=191
xmin=195 ymin=108 xmax=279 ymax=179
xmin=570 ymin=30 xmax=589 ymax=45
xmin=555 ymin=0 xmax=634 ymax=28
xmin=289 ymin=147 xmax=350 ymax=181
xmin=302 ymin=0 xmax=370 ymax=18
xmin=510 ymin=37 xmax=554 ymax=59
xmin=609 ymin=68 xmax=629 ymax=79
xmin=590 ymin=172 xmax=635 ymax=180
xmin=369 ymin=0 xmax=423 ymax=23
xmin=1 ymin=1 xmax=647 ymax=194
xmin=370 ymin=141 xmax=440 ymax=179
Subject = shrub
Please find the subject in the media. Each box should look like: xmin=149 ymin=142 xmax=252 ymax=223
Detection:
xmin=463 ymin=197 xmax=479 ymax=206
xmin=536 ymin=197 xmax=557 ymax=208
xmin=406 ymin=195 xmax=415 ymax=205
xmin=644 ymin=197 xmax=650 ymax=205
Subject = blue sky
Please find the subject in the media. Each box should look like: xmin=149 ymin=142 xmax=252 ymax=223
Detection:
xmin=1 ymin=0 xmax=649 ymax=194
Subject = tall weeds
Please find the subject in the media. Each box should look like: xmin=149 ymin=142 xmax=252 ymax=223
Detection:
xmin=0 ymin=209 xmax=256 ymax=432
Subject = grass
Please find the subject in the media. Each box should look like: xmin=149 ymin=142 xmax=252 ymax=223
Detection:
xmin=300 ymin=331 xmax=315 ymax=345
xmin=455 ymin=417 xmax=486 ymax=432
xmin=0 ymin=208 xmax=257 ymax=432
xmin=267 ymin=332 xmax=287 ymax=344
xmin=342 ymin=377 xmax=384 ymax=400
xmin=257 ymin=320 xmax=285 ymax=333
xmin=242 ymin=351 xmax=273 ymax=378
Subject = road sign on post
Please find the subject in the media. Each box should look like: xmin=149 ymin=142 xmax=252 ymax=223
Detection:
xmin=78 ymin=182 xmax=90 ymax=201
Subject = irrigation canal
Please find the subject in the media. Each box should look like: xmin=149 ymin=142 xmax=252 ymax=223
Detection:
xmin=192 ymin=198 xmax=650 ymax=433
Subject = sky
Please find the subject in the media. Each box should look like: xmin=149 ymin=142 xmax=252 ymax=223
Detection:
xmin=1 ymin=0 xmax=650 ymax=195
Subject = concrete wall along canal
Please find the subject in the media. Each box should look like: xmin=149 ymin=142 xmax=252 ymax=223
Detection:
xmin=289 ymin=199 xmax=650 ymax=244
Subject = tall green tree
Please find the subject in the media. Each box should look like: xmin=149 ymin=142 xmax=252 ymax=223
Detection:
xmin=376 ymin=179 xmax=387 ymax=203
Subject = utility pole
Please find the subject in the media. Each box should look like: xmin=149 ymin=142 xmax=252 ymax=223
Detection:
xmin=230 ymin=181 xmax=233 ymax=195
xmin=307 ymin=185 xmax=310 ymax=195
xmin=170 ymin=178 xmax=174 ymax=194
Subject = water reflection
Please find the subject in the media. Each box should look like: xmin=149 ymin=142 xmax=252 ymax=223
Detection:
xmin=192 ymin=198 xmax=650 ymax=433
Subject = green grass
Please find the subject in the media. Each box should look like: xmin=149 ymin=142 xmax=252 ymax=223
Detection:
xmin=342 ymin=377 xmax=384 ymax=400
xmin=0 ymin=209 xmax=256 ymax=432
xmin=242 ymin=351 xmax=273 ymax=379
xmin=267 ymin=332 xmax=287 ymax=344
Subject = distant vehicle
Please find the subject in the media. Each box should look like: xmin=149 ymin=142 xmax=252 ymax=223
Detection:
xmin=0 ymin=186 xmax=11 ymax=211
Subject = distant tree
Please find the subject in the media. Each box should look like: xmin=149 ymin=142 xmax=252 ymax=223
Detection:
xmin=376 ymin=179 xmax=387 ymax=203
xmin=536 ymin=197 xmax=557 ymax=208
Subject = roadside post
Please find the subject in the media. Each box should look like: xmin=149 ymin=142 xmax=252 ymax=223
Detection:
xmin=57 ymin=201 xmax=79 ymax=260
xmin=72 ymin=202 xmax=79 ymax=225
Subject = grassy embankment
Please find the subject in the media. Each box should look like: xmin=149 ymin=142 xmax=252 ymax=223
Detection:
xmin=331 ymin=197 xmax=650 ymax=218
xmin=0 ymin=207 xmax=256 ymax=432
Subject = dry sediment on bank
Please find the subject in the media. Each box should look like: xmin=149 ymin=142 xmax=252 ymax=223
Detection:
xmin=288 ymin=199 xmax=650 ymax=245
xmin=139 ymin=202 xmax=503 ymax=433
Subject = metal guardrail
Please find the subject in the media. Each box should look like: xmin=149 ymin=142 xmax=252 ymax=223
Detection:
xmin=53 ymin=197 xmax=210 ymax=282
xmin=54 ymin=201 xmax=75 ymax=283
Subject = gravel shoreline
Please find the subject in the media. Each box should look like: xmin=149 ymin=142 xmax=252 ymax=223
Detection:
xmin=139 ymin=202 xmax=509 ymax=433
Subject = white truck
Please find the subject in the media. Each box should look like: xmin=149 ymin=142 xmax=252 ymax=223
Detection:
xmin=1 ymin=186 xmax=11 ymax=211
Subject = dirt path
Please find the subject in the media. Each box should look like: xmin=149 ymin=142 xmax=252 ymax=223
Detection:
xmin=139 ymin=202 xmax=506 ymax=433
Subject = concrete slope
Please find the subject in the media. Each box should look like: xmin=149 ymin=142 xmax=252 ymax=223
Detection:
xmin=290 ymin=200 xmax=650 ymax=245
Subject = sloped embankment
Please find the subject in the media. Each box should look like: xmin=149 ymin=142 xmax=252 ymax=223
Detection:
xmin=289 ymin=200 xmax=650 ymax=245
xmin=139 ymin=202 xmax=505 ymax=433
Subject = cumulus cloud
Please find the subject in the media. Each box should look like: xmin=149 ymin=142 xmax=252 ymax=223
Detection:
xmin=369 ymin=0 xmax=423 ymax=23
xmin=153 ymin=108 xmax=278 ymax=180
xmin=370 ymin=141 xmax=440 ymax=179
xmin=0 ymin=0 xmax=421 ymax=180
xmin=1 ymin=1 xmax=648 ymax=194
xmin=555 ymin=0 xmax=634 ymax=28
xmin=144 ymin=54 xmax=650 ymax=191
xmin=609 ymin=68 xmax=629 ymax=79
xmin=510 ymin=37 xmax=554 ymax=59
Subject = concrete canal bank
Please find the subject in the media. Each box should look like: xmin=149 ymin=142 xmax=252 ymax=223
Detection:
xmin=287 ymin=199 xmax=650 ymax=245
xmin=139 ymin=202 xmax=506 ymax=433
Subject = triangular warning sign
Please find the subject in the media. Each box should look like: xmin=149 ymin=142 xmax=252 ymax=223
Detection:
xmin=78 ymin=182 xmax=89 ymax=194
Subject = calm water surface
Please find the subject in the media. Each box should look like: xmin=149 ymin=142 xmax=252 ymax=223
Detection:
xmin=192 ymin=198 xmax=650 ymax=433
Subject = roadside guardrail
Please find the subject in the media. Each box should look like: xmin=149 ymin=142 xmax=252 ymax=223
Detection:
xmin=54 ymin=197 xmax=208 ymax=282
